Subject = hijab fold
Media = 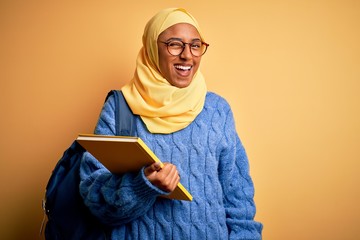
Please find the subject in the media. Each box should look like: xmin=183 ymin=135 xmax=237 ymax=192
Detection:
xmin=122 ymin=8 xmax=207 ymax=134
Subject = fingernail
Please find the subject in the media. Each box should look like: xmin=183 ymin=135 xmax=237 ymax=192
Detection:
xmin=154 ymin=162 xmax=161 ymax=170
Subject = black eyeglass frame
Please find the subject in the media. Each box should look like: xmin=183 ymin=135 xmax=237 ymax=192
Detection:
xmin=159 ymin=40 xmax=210 ymax=57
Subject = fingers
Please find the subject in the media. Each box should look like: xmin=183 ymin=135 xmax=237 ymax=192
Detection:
xmin=161 ymin=164 xmax=180 ymax=192
xmin=144 ymin=162 xmax=162 ymax=177
xmin=144 ymin=163 xmax=180 ymax=193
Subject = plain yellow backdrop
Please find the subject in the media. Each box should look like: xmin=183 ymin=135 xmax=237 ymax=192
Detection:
xmin=1 ymin=0 xmax=359 ymax=239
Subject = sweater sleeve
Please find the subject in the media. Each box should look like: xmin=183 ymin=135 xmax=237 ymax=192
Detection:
xmin=79 ymin=95 xmax=168 ymax=226
xmin=217 ymin=103 xmax=263 ymax=240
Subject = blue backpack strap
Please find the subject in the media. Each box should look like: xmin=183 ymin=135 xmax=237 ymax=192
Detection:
xmin=106 ymin=90 xmax=136 ymax=136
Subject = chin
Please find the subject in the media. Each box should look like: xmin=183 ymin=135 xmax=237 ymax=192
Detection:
xmin=169 ymin=76 xmax=193 ymax=88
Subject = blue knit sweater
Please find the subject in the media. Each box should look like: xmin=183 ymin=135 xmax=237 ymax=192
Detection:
xmin=80 ymin=92 xmax=263 ymax=239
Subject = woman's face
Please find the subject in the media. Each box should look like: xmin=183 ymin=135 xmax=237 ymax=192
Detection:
xmin=157 ymin=23 xmax=202 ymax=88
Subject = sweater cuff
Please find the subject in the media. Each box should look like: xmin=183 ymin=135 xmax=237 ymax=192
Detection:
xmin=132 ymin=167 xmax=169 ymax=199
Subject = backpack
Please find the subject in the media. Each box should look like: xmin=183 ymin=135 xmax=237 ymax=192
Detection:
xmin=41 ymin=90 xmax=136 ymax=240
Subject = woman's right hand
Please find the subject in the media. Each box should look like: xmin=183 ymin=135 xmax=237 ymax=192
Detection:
xmin=144 ymin=162 xmax=180 ymax=193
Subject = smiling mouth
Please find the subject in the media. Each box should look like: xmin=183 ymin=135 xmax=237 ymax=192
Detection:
xmin=174 ymin=65 xmax=192 ymax=71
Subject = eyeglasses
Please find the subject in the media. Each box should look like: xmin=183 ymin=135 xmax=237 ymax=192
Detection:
xmin=160 ymin=39 xmax=209 ymax=57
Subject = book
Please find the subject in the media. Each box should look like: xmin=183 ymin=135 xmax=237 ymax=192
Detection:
xmin=76 ymin=134 xmax=192 ymax=201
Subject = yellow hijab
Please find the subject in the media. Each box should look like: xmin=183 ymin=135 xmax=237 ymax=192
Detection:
xmin=121 ymin=8 xmax=207 ymax=134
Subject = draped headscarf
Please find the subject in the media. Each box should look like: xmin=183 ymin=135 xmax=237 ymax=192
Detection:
xmin=121 ymin=8 xmax=207 ymax=134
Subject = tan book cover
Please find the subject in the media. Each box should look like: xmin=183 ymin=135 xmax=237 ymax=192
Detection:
xmin=76 ymin=134 xmax=192 ymax=201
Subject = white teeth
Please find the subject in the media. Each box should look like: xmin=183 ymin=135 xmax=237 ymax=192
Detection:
xmin=175 ymin=65 xmax=192 ymax=71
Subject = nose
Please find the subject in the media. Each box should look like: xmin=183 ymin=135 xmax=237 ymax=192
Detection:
xmin=180 ymin=43 xmax=192 ymax=59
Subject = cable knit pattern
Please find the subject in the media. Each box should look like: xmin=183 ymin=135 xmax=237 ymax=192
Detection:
xmin=79 ymin=92 xmax=263 ymax=239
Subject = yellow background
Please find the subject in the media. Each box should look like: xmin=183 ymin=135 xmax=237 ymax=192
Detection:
xmin=1 ymin=1 xmax=359 ymax=239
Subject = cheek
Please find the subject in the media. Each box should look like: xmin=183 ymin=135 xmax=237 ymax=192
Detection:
xmin=192 ymin=58 xmax=201 ymax=72
xmin=158 ymin=58 xmax=169 ymax=77
xmin=158 ymin=51 xmax=169 ymax=75
xmin=159 ymin=56 xmax=174 ymax=79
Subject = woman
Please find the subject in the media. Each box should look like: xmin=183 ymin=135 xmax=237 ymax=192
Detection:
xmin=80 ymin=8 xmax=263 ymax=239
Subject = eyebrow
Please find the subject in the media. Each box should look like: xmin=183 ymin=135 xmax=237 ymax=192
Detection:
xmin=165 ymin=37 xmax=202 ymax=42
